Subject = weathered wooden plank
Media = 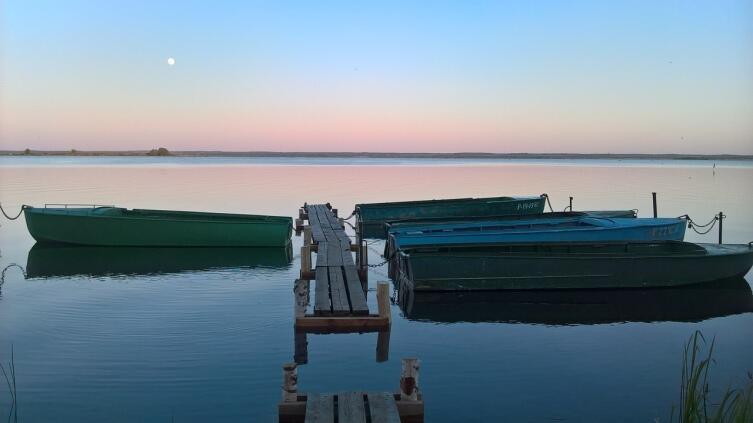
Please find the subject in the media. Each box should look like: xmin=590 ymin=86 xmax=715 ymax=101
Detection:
xmin=338 ymin=392 xmax=367 ymax=423
xmin=328 ymin=267 xmax=350 ymax=315
xmin=314 ymin=267 xmax=331 ymax=315
xmin=304 ymin=393 xmax=334 ymax=423
xmin=340 ymin=247 xmax=356 ymax=267
xmin=342 ymin=266 xmax=368 ymax=315
xmin=316 ymin=242 xmax=329 ymax=267
xmin=327 ymin=242 xmax=343 ymax=266
xmin=366 ymin=392 xmax=401 ymax=423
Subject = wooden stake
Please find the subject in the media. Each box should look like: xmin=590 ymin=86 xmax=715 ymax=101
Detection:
xmin=400 ymin=358 xmax=420 ymax=401
xmin=377 ymin=281 xmax=391 ymax=324
xmin=303 ymin=226 xmax=312 ymax=246
xmin=294 ymin=279 xmax=309 ymax=318
xmin=300 ymin=246 xmax=312 ymax=280
xmin=282 ymin=363 xmax=298 ymax=402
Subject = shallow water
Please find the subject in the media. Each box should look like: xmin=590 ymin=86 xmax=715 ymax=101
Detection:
xmin=0 ymin=157 xmax=752 ymax=422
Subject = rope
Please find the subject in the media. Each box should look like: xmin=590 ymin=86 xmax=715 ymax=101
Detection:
xmin=342 ymin=210 xmax=356 ymax=220
xmin=541 ymin=194 xmax=555 ymax=213
xmin=679 ymin=214 xmax=723 ymax=236
xmin=0 ymin=204 xmax=24 ymax=220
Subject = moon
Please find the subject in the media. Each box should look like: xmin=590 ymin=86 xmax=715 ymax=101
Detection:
xmin=167 ymin=57 xmax=175 ymax=66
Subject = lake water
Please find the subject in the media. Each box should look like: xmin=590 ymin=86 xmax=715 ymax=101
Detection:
xmin=0 ymin=157 xmax=752 ymax=422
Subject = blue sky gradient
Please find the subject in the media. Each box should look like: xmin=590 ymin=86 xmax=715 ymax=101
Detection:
xmin=1 ymin=1 xmax=752 ymax=153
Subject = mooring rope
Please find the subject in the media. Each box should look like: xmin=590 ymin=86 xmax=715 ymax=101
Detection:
xmin=0 ymin=204 xmax=24 ymax=220
xmin=679 ymin=214 xmax=723 ymax=236
xmin=541 ymin=193 xmax=555 ymax=213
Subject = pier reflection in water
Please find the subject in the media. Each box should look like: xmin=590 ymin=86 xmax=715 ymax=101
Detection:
xmin=396 ymin=277 xmax=753 ymax=325
xmin=25 ymin=242 xmax=293 ymax=278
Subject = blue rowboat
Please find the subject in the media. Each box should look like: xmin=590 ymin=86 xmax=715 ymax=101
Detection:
xmin=388 ymin=216 xmax=687 ymax=251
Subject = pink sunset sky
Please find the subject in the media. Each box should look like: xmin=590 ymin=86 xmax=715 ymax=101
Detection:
xmin=1 ymin=1 xmax=752 ymax=154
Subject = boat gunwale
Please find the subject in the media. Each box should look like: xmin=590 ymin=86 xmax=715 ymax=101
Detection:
xmin=355 ymin=195 xmax=544 ymax=211
xmin=24 ymin=207 xmax=293 ymax=226
xmin=389 ymin=217 xmax=685 ymax=238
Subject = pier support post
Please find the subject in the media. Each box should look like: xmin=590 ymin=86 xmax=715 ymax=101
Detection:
xmin=652 ymin=192 xmax=658 ymax=218
xmin=300 ymin=246 xmax=313 ymax=280
xmin=303 ymin=226 xmax=312 ymax=246
xmin=400 ymin=358 xmax=420 ymax=401
xmin=282 ymin=363 xmax=298 ymax=402
xmin=294 ymin=279 xmax=309 ymax=318
xmin=377 ymin=281 xmax=391 ymax=324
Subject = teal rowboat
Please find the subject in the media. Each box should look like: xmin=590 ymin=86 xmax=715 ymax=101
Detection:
xmin=396 ymin=241 xmax=753 ymax=291
xmin=23 ymin=206 xmax=293 ymax=247
xmin=356 ymin=195 xmax=547 ymax=238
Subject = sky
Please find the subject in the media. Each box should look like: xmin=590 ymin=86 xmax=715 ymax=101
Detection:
xmin=1 ymin=1 xmax=752 ymax=154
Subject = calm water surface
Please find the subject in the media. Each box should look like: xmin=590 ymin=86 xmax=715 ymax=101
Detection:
xmin=1 ymin=157 xmax=752 ymax=422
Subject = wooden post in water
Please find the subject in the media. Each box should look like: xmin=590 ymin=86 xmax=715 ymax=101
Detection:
xmin=400 ymin=358 xmax=420 ymax=401
xmin=568 ymin=196 xmax=573 ymax=211
xmin=303 ymin=226 xmax=312 ymax=246
xmin=281 ymin=363 xmax=298 ymax=402
xmin=294 ymin=279 xmax=309 ymax=318
xmin=300 ymin=246 xmax=312 ymax=280
xmin=718 ymin=212 xmax=724 ymax=244
xmin=377 ymin=281 xmax=391 ymax=324
xmin=652 ymin=192 xmax=658 ymax=218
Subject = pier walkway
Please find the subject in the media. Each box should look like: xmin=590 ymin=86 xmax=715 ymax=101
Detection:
xmin=295 ymin=204 xmax=390 ymax=331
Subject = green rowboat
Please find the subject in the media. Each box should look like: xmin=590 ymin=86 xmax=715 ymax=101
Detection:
xmin=356 ymin=195 xmax=547 ymax=238
xmin=23 ymin=206 xmax=292 ymax=247
xmin=396 ymin=241 xmax=753 ymax=291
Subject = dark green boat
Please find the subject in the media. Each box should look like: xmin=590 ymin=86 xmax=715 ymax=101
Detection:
xmin=356 ymin=195 xmax=547 ymax=238
xmin=23 ymin=206 xmax=292 ymax=247
xmin=396 ymin=241 xmax=753 ymax=291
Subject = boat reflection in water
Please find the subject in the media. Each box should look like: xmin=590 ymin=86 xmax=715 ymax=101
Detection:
xmin=396 ymin=277 xmax=753 ymax=325
xmin=25 ymin=242 xmax=293 ymax=278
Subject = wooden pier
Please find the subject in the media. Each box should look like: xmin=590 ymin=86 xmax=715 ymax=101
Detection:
xmin=295 ymin=204 xmax=390 ymax=331
xmin=279 ymin=358 xmax=424 ymax=423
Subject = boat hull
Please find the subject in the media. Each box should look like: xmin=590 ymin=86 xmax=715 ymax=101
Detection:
xmin=356 ymin=195 xmax=546 ymax=238
xmin=397 ymin=242 xmax=753 ymax=291
xmin=24 ymin=207 xmax=293 ymax=247
xmin=389 ymin=217 xmax=686 ymax=250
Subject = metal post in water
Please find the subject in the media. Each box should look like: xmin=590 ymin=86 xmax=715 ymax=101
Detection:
xmin=718 ymin=211 xmax=723 ymax=244
xmin=652 ymin=192 xmax=657 ymax=218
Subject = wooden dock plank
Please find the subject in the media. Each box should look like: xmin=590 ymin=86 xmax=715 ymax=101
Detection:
xmin=314 ymin=267 xmax=331 ymax=315
xmin=338 ymin=392 xmax=367 ymax=423
xmin=342 ymin=266 xmax=368 ymax=315
xmin=327 ymin=242 xmax=344 ymax=266
xmin=328 ymin=267 xmax=350 ymax=315
xmin=366 ymin=393 xmax=401 ymax=423
xmin=304 ymin=393 xmax=334 ymax=423
xmin=316 ymin=242 xmax=329 ymax=267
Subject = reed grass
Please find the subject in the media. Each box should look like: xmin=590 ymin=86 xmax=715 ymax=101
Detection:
xmin=1 ymin=346 xmax=18 ymax=423
xmin=671 ymin=331 xmax=753 ymax=423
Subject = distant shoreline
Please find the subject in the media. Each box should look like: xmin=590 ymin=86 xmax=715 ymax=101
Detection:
xmin=1 ymin=150 xmax=752 ymax=161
